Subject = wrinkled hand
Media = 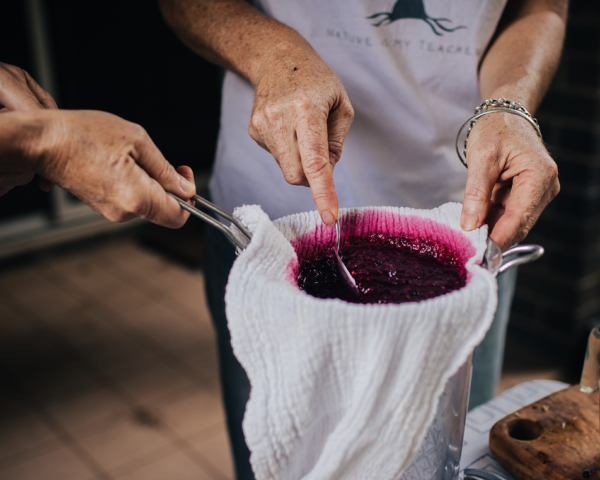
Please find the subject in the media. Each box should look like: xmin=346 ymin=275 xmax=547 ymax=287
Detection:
xmin=0 ymin=62 xmax=57 ymax=112
xmin=29 ymin=110 xmax=195 ymax=228
xmin=0 ymin=62 xmax=57 ymax=193
xmin=0 ymin=63 xmax=194 ymax=228
xmin=248 ymin=46 xmax=354 ymax=226
xmin=460 ymin=112 xmax=560 ymax=251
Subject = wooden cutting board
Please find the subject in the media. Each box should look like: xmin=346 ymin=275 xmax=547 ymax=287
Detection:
xmin=489 ymin=385 xmax=599 ymax=480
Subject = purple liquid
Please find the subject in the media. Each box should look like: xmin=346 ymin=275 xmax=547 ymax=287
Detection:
xmin=297 ymin=232 xmax=467 ymax=304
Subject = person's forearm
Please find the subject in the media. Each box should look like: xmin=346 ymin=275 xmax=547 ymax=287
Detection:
xmin=479 ymin=0 xmax=568 ymax=113
xmin=0 ymin=110 xmax=47 ymax=173
xmin=160 ymin=0 xmax=353 ymax=225
xmin=158 ymin=0 xmax=316 ymax=86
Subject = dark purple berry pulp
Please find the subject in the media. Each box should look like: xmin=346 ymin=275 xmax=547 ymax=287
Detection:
xmin=290 ymin=211 xmax=473 ymax=305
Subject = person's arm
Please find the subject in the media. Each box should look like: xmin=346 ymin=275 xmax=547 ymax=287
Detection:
xmin=460 ymin=0 xmax=567 ymax=250
xmin=0 ymin=61 xmax=59 ymax=192
xmin=0 ymin=109 xmax=196 ymax=228
xmin=0 ymin=62 xmax=57 ymax=112
xmin=0 ymin=61 xmax=195 ymax=227
xmin=159 ymin=0 xmax=354 ymax=226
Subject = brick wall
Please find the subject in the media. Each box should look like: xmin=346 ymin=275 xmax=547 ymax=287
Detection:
xmin=509 ymin=1 xmax=600 ymax=361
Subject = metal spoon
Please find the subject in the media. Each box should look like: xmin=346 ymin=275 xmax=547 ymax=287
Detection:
xmin=333 ymin=217 xmax=360 ymax=295
xmin=167 ymin=192 xmax=251 ymax=251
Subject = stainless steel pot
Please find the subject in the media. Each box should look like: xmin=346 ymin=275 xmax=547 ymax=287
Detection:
xmin=400 ymin=241 xmax=544 ymax=480
xmin=401 ymin=355 xmax=473 ymax=480
xmin=167 ymin=194 xmax=545 ymax=275
xmin=170 ymin=196 xmax=545 ymax=480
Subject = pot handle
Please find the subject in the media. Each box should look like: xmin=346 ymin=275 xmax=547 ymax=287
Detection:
xmin=482 ymin=239 xmax=544 ymax=276
xmin=498 ymin=244 xmax=544 ymax=274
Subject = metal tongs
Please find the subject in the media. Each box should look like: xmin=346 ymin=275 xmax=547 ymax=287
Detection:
xmin=167 ymin=193 xmax=251 ymax=250
xmin=169 ymin=193 xmax=544 ymax=278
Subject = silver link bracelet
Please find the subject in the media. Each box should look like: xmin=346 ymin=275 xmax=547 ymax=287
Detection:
xmin=455 ymin=98 xmax=542 ymax=168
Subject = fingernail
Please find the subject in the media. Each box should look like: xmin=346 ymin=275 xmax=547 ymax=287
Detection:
xmin=322 ymin=211 xmax=335 ymax=226
xmin=180 ymin=176 xmax=195 ymax=195
xmin=461 ymin=212 xmax=479 ymax=231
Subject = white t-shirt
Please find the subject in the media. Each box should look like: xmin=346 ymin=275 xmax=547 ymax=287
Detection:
xmin=210 ymin=0 xmax=507 ymax=220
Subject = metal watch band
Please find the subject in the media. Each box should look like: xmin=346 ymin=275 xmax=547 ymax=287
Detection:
xmin=455 ymin=98 xmax=542 ymax=168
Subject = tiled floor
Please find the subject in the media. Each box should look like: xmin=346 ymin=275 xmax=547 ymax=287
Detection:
xmin=0 ymin=238 xmax=233 ymax=480
xmin=0 ymin=236 xmax=565 ymax=480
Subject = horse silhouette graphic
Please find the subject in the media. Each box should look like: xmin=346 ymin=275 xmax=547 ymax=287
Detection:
xmin=367 ymin=0 xmax=466 ymax=36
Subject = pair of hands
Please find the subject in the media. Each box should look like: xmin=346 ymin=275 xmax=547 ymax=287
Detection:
xmin=2 ymin=42 xmax=559 ymax=244
xmin=0 ymin=62 xmax=194 ymax=228
xmin=247 ymin=48 xmax=559 ymax=251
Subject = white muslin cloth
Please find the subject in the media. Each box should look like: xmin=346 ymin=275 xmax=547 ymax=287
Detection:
xmin=225 ymin=203 xmax=498 ymax=480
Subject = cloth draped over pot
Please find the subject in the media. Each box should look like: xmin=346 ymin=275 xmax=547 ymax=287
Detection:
xmin=225 ymin=203 xmax=498 ymax=480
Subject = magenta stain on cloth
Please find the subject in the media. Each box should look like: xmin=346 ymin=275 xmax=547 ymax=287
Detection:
xmin=286 ymin=210 xmax=476 ymax=305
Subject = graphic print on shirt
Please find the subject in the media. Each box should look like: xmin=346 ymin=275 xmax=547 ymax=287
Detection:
xmin=367 ymin=0 xmax=466 ymax=36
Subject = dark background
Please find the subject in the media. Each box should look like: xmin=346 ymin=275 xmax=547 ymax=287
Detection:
xmin=0 ymin=0 xmax=221 ymax=220
xmin=508 ymin=1 xmax=600 ymax=374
